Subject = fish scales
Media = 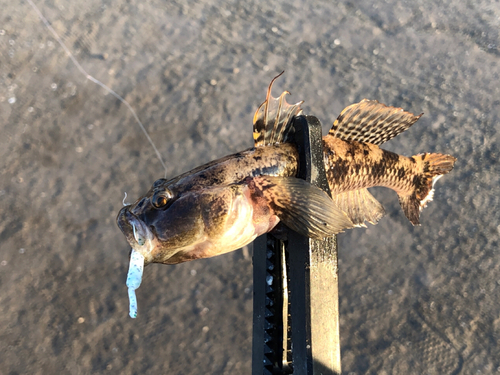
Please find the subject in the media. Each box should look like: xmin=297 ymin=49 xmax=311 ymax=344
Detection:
xmin=323 ymin=136 xmax=421 ymax=195
xmin=118 ymin=73 xmax=456 ymax=317
xmin=163 ymin=143 xmax=299 ymax=193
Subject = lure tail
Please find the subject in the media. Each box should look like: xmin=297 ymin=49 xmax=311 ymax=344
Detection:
xmin=399 ymin=153 xmax=457 ymax=225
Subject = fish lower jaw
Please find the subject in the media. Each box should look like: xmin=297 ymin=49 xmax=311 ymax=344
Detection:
xmin=121 ymin=211 xmax=156 ymax=262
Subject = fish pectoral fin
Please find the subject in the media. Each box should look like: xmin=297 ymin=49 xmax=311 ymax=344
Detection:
xmin=331 ymin=188 xmax=386 ymax=227
xmin=253 ymin=72 xmax=304 ymax=147
xmin=329 ymin=99 xmax=422 ymax=145
xmin=251 ymin=176 xmax=354 ymax=239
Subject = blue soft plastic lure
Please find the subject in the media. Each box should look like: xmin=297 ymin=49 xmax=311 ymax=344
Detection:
xmin=126 ymin=250 xmax=144 ymax=318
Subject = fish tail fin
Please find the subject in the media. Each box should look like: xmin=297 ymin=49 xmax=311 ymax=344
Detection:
xmin=399 ymin=153 xmax=457 ymax=225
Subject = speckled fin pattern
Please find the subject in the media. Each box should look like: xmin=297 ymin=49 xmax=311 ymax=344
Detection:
xmin=253 ymin=72 xmax=303 ymax=147
xmin=331 ymin=188 xmax=385 ymax=227
xmin=329 ymin=99 xmax=422 ymax=145
xmin=398 ymin=153 xmax=457 ymax=225
xmin=250 ymin=175 xmax=355 ymax=238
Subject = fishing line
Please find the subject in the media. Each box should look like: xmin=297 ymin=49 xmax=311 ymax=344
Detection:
xmin=122 ymin=192 xmax=130 ymax=207
xmin=26 ymin=0 xmax=169 ymax=178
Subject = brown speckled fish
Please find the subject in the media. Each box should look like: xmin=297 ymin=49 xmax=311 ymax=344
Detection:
xmin=117 ymin=73 xmax=455 ymax=316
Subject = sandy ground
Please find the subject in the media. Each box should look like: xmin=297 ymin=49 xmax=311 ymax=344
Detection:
xmin=1 ymin=0 xmax=499 ymax=374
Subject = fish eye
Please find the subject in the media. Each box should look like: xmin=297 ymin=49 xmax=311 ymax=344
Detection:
xmin=152 ymin=190 xmax=172 ymax=209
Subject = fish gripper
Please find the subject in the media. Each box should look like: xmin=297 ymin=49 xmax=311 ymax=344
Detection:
xmin=252 ymin=115 xmax=342 ymax=375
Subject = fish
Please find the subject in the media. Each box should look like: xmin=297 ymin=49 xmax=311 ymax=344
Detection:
xmin=117 ymin=73 xmax=456 ymax=317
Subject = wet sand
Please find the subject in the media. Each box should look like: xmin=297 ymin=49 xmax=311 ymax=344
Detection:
xmin=1 ymin=0 xmax=499 ymax=373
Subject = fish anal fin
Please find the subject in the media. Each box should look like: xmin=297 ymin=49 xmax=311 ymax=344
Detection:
xmin=249 ymin=176 xmax=354 ymax=238
xmin=253 ymin=73 xmax=304 ymax=147
xmin=330 ymin=99 xmax=422 ymax=145
xmin=331 ymin=188 xmax=386 ymax=227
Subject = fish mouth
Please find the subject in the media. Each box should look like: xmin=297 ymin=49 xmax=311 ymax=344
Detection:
xmin=116 ymin=206 xmax=155 ymax=250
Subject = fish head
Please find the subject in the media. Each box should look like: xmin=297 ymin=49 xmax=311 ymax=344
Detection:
xmin=117 ymin=178 xmax=273 ymax=265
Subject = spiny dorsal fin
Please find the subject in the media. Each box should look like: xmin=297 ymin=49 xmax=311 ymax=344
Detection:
xmin=253 ymin=72 xmax=304 ymax=147
xmin=331 ymin=188 xmax=385 ymax=227
xmin=329 ymin=99 xmax=422 ymax=145
xmin=249 ymin=176 xmax=354 ymax=238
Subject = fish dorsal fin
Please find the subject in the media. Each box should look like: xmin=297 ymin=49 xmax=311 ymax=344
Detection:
xmin=329 ymin=99 xmax=422 ymax=145
xmin=253 ymin=72 xmax=304 ymax=147
xmin=330 ymin=188 xmax=385 ymax=227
